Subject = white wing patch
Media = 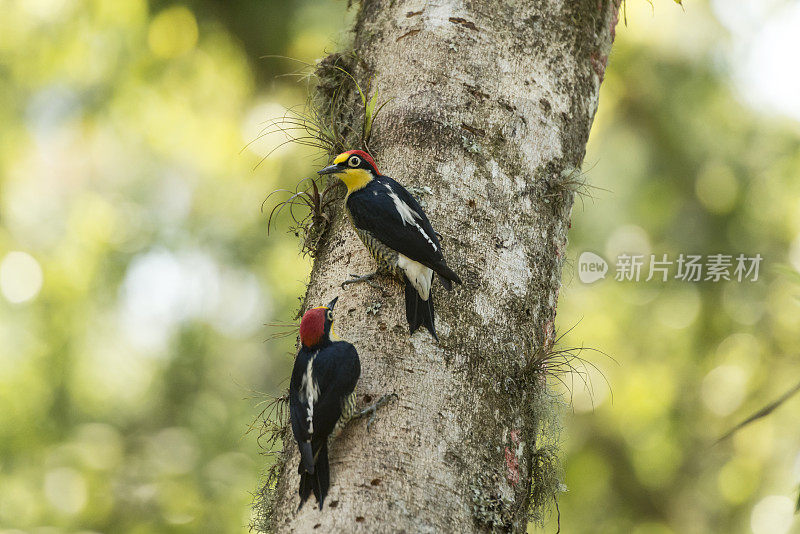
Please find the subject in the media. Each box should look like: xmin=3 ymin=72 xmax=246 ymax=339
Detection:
xmin=299 ymin=351 xmax=320 ymax=435
xmin=384 ymin=184 xmax=438 ymax=252
xmin=398 ymin=254 xmax=433 ymax=301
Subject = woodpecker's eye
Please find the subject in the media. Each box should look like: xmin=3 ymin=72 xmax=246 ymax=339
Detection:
xmin=348 ymin=155 xmax=361 ymax=168
xmin=326 ymin=310 xmax=333 ymax=321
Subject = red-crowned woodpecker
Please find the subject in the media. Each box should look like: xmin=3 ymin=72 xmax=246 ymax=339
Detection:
xmin=318 ymin=150 xmax=462 ymax=340
xmin=290 ymin=297 xmax=360 ymax=510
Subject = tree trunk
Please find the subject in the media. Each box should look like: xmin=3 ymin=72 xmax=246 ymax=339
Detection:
xmin=265 ymin=0 xmax=619 ymax=531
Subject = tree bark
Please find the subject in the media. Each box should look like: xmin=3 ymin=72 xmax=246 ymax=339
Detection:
xmin=266 ymin=0 xmax=619 ymax=532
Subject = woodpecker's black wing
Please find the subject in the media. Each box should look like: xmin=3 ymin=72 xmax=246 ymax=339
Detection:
xmin=289 ymin=348 xmax=312 ymax=442
xmin=347 ymin=176 xmax=461 ymax=285
xmin=289 ymin=347 xmax=316 ymax=476
xmin=308 ymin=341 xmax=361 ymax=438
xmin=289 ymin=342 xmax=360 ymax=445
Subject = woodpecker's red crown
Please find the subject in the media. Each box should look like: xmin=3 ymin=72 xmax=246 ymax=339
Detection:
xmin=298 ymin=298 xmax=337 ymax=348
xmin=299 ymin=308 xmax=325 ymax=347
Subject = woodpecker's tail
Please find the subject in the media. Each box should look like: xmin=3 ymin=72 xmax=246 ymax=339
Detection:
xmin=433 ymin=262 xmax=462 ymax=291
xmin=405 ymin=277 xmax=438 ymax=341
xmin=298 ymin=441 xmax=329 ymax=511
xmin=299 ymin=441 xmax=314 ymax=475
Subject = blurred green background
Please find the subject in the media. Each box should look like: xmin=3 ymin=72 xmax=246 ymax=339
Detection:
xmin=1 ymin=0 xmax=799 ymax=533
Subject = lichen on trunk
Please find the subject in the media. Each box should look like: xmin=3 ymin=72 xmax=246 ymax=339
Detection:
xmin=255 ymin=0 xmax=619 ymax=532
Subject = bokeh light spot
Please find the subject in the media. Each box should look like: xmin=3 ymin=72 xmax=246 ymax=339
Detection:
xmin=695 ymin=162 xmax=738 ymax=214
xmin=21 ymin=0 xmax=73 ymax=21
xmin=605 ymin=224 xmax=651 ymax=261
xmin=0 ymin=251 xmax=44 ymax=303
xmin=241 ymin=101 xmax=296 ymax=158
xmin=740 ymin=3 xmax=800 ymax=122
xmin=655 ymin=286 xmax=700 ymax=329
xmin=73 ymin=423 xmax=123 ymax=471
xmin=701 ymin=364 xmax=748 ymax=416
xmin=148 ymin=6 xmax=198 ymax=58
xmin=789 ymin=233 xmax=800 ymax=274
xmin=569 ymin=365 xmax=611 ymax=413
xmin=718 ymin=458 xmax=759 ymax=504
xmin=722 ymin=282 xmax=766 ymax=326
xmin=44 ymin=467 xmax=87 ymax=515
xmin=750 ymin=495 xmax=794 ymax=534
xmin=630 ymin=432 xmax=681 ymax=487
xmin=715 ymin=333 xmax=762 ymax=372
xmin=146 ymin=427 xmax=200 ymax=475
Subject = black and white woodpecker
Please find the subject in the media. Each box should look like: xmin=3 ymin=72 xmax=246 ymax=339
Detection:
xmin=318 ymin=150 xmax=461 ymax=340
xmin=289 ymin=297 xmax=360 ymax=510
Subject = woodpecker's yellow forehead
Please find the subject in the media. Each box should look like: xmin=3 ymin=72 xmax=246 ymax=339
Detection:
xmin=333 ymin=152 xmax=349 ymax=165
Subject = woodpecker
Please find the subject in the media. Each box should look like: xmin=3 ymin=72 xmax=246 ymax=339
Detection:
xmin=318 ymin=150 xmax=461 ymax=340
xmin=289 ymin=297 xmax=360 ymax=510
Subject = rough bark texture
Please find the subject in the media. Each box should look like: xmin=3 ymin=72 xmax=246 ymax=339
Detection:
xmin=267 ymin=0 xmax=619 ymax=532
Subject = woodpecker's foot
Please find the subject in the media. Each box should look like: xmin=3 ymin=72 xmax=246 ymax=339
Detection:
xmin=356 ymin=393 xmax=398 ymax=432
xmin=341 ymin=272 xmax=381 ymax=290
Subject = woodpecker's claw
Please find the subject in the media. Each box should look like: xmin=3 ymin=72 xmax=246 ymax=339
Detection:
xmin=357 ymin=393 xmax=398 ymax=433
xmin=341 ymin=272 xmax=381 ymax=290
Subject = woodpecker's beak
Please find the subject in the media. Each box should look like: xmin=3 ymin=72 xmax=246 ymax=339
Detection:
xmin=318 ymin=164 xmax=345 ymax=175
xmin=326 ymin=296 xmax=338 ymax=311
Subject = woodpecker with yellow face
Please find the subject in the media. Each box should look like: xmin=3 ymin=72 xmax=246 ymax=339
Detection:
xmin=318 ymin=150 xmax=462 ymax=340
xmin=290 ymin=297 xmax=360 ymax=510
